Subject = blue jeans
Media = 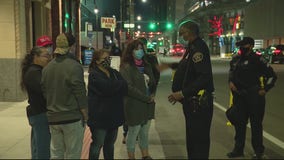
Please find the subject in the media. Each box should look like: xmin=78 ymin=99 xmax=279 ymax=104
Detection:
xmin=28 ymin=113 xmax=50 ymax=159
xmin=89 ymin=127 xmax=118 ymax=159
xmin=126 ymin=120 xmax=151 ymax=153
xmin=49 ymin=120 xmax=85 ymax=159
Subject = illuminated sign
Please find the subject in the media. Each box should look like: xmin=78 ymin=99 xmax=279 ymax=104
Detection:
xmin=101 ymin=17 xmax=116 ymax=29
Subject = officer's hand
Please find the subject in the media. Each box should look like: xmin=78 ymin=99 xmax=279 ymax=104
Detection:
xmin=258 ymin=89 xmax=266 ymax=96
xmin=168 ymin=94 xmax=177 ymax=105
xmin=229 ymin=82 xmax=238 ymax=92
xmin=172 ymin=91 xmax=184 ymax=101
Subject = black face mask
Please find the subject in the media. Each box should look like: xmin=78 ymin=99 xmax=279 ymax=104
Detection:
xmin=100 ymin=57 xmax=111 ymax=68
xmin=240 ymin=47 xmax=250 ymax=55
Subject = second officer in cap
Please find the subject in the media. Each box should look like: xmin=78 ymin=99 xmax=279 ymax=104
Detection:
xmin=227 ymin=37 xmax=277 ymax=159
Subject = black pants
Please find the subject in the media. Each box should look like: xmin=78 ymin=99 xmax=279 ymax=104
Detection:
xmin=232 ymin=91 xmax=265 ymax=154
xmin=182 ymin=95 xmax=213 ymax=159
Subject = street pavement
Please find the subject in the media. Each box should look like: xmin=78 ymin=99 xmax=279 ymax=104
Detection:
xmin=0 ymin=100 xmax=164 ymax=159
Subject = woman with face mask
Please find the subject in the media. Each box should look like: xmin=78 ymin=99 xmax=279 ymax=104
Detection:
xmin=87 ymin=49 xmax=128 ymax=159
xmin=120 ymin=40 xmax=157 ymax=160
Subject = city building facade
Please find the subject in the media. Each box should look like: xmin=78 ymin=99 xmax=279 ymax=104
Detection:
xmin=0 ymin=0 xmax=80 ymax=101
xmin=179 ymin=0 xmax=284 ymax=56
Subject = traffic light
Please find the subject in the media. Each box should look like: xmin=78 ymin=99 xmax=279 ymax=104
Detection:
xmin=166 ymin=22 xmax=173 ymax=30
xmin=148 ymin=22 xmax=156 ymax=31
xmin=65 ymin=13 xmax=70 ymax=19
xmin=64 ymin=12 xmax=70 ymax=29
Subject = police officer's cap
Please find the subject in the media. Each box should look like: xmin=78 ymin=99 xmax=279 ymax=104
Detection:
xmin=236 ymin=37 xmax=254 ymax=47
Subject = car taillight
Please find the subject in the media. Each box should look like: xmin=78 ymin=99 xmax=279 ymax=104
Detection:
xmin=274 ymin=49 xmax=281 ymax=55
xmin=238 ymin=50 xmax=241 ymax=55
xmin=170 ymin=49 xmax=175 ymax=53
xmin=256 ymin=51 xmax=262 ymax=55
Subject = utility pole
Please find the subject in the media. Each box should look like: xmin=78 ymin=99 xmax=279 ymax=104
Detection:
xmin=129 ymin=0 xmax=134 ymax=39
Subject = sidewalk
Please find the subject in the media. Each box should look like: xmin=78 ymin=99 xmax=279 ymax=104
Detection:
xmin=0 ymin=97 xmax=164 ymax=159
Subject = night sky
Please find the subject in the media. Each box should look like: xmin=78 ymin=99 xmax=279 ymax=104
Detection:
xmin=83 ymin=0 xmax=186 ymax=32
xmin=84 ymin=0 xmax=186 ymax=21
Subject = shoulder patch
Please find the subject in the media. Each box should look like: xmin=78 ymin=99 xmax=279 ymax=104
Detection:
xmin=192 ymin=52 xmax=204 ymax=63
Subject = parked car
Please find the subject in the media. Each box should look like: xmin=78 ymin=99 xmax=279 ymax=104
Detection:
xmin=232 ymin=47 xmax=271 ymax=63
xmin=169 ymin=44 xmax=186 ymax=57
xmin=266 ymin=44 xmax=284 ymax=64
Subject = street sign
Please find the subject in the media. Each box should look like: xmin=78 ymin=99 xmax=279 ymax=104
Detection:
xmin=84 ymin=49 xmax=93 ymax=65
xmin=124 ymin=23 xmax=135 ymax=28
xmin=101 ymin=17 xmax=116 ymax=29
xmin=110 ymin=56 xmax=120 ymax=71
xmin=85 ymin=22 xmax=93 ymax=37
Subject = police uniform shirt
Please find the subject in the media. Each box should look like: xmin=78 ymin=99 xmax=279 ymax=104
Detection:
xmin=229 ymin=53 xmax=277 ymax=91
xmin=172 ymin=37 xmax=214 ymax=97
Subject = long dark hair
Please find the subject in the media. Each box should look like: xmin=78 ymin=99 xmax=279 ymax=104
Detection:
xmin=88 ymin=49 xmax=110 ymax=73
xmin=20 ymin=46 xmax=43 ymax=91
xmin=120 ymin=40 xmax=144 ymax=67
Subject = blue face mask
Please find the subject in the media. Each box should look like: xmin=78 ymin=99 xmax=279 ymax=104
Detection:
xmin=134 ymin=49 xmax=144 ymax=60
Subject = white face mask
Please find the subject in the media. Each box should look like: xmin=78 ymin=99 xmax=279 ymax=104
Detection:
xmin=47 ymin=46 xmax=53 ymax=55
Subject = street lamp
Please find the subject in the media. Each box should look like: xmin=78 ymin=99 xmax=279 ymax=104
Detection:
xmin=94 ymin=7 xmax=99 ymax=49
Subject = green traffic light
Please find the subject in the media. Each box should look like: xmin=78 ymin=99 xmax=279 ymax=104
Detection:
xmin=149 ymin=23 xmax=156 ymax=30
xmin=166 ymin=22 xmax=173 ymax=30
xmin=65 ymin=13 xmax=70 ymax=19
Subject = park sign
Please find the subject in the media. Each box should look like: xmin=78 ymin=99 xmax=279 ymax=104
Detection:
xmin=101 ymin=17 xmax=116 ymax=30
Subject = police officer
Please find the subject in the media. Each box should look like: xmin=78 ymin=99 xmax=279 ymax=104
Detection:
xmin=168 ymin=21 xmax=214 ymax=159
xmin=227 ymin=37 xmax=277 ymax=159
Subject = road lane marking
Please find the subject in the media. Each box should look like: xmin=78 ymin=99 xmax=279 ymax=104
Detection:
xmin=214 ymin=101 xmax=284 ymax=150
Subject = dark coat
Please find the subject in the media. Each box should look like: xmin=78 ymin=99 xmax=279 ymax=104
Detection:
xmin=120 ymin=62 xmax=156 ymax=126
xmin=144 ymin=54 xmax=160 ymax=94
xmin=87 ymin=66 xmax=128 ymax=129
xmin=24 ymin=64 xmax=47 ymax=117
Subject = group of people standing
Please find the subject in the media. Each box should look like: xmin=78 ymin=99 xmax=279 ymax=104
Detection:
xmin=21 ymin=32 xmax=159 ymax=159
xmin=20 ymin=20 xmax=277 ymax=160
xmin=21 ymin=33 xmax=88 ymax=159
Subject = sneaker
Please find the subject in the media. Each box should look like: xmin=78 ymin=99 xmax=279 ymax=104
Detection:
xmin=227 ymin=151 xmax=244 ymax=158
xmin=252 ymin=153 xmax=264 ymax=159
